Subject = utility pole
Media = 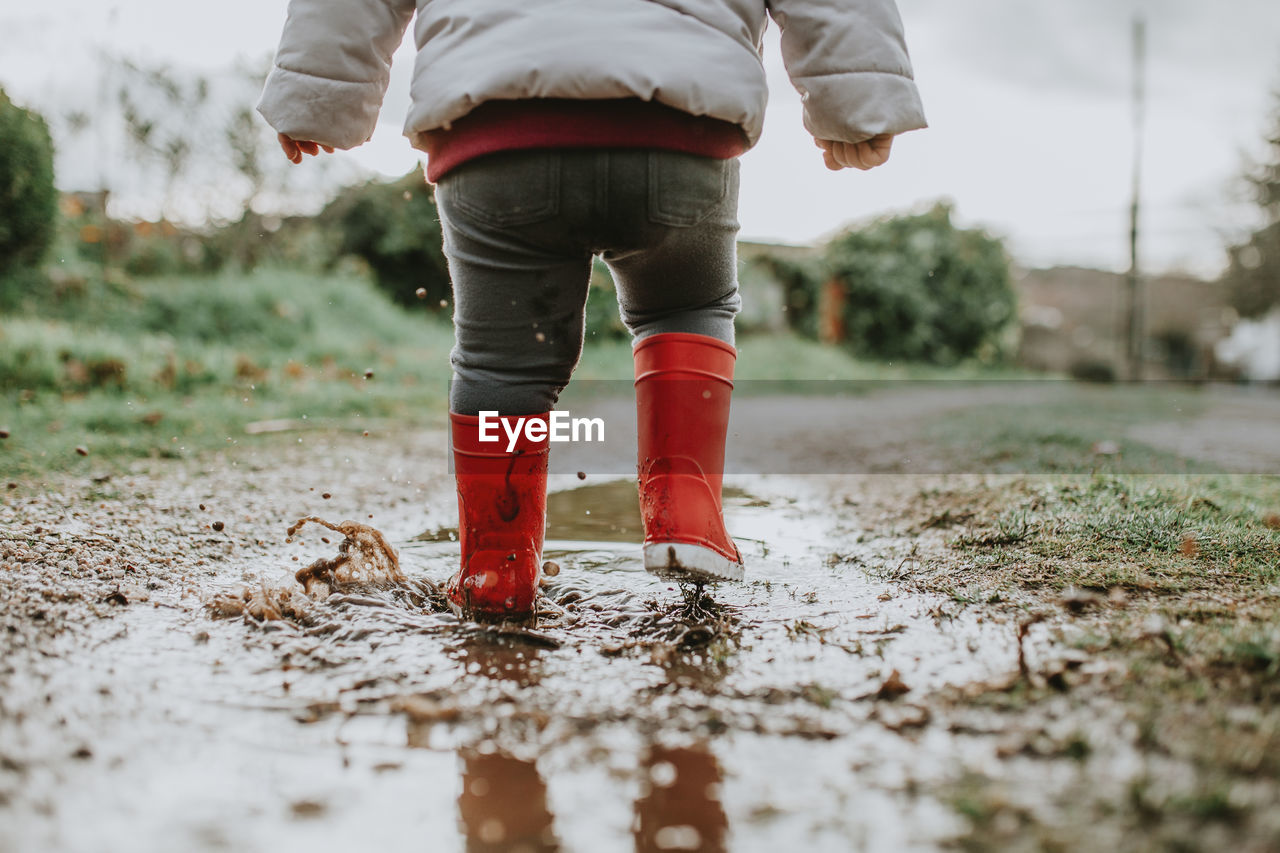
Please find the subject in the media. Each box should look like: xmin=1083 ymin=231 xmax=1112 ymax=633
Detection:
xmin=1124 ymin=15 xmax=1147 ymax=381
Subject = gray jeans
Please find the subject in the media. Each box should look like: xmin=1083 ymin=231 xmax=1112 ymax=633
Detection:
xmin=435 ymin=148 xmax=742 ymax=416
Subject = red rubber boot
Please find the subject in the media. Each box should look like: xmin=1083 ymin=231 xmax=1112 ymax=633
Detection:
xmin=634 ymin=332 xmax=744 ymax=582
xmin=447 ymin=412 xmax=549 ymax=620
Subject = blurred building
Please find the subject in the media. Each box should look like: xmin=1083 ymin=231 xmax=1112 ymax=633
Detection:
xmin=736 ymin=240 xmax=810 ymax=334
xmin=1015 ymin=266 xmax=1237 ymax=380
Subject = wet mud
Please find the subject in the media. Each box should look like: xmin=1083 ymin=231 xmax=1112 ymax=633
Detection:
xmin=2 ymin=400 xmax=1279 ymax=851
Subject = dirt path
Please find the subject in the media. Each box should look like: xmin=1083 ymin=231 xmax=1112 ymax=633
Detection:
xmin=2 ymin=386 xmax=1278 ymax=851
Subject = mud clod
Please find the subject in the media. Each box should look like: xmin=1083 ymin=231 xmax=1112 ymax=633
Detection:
xmin=206 ymin=581 xmax=316 ymax=624
xmin=290 ymin=800 xmax=327 ymax=818
xmin=875 ymin=670 xmax=911 ymax=700
xmin=288 ymin=517 xmax=404 ymax=597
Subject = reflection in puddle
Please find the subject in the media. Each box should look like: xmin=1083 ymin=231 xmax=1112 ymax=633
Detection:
xmin=452 ymin=636 xmax=545 ymax=686
xmin=546 ymin=481 xmax=642 ymax=543
xmin=445 ymin=744 xmax=729 ymax=853
xmin=636 ymin=744 xmax=727 ymax=853
xmin=186 ymin=475 xmax=1014 ymax=849
xmin=458 ymin=751 xmax=560 ymax=853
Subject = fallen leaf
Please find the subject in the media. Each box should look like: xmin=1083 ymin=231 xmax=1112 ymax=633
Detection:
xmin=875 ymin=669 xmax=910 ymax=700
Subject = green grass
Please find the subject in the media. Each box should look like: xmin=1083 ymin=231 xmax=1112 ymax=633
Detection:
xmin=0 ymin=268 xmax=454 ymax=478
xmin=572 ymin=331 xmax=1032 ymax=382
xmin=936 ymin=475 xmax=1280 ymax=595
xmin=2 ymin=266 xmax=1016 ymax=479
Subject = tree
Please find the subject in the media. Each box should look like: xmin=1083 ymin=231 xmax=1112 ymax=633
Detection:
xmin=1223 ymin=92 xmax=1280 ymax=319
xmin=0 ymin=89 xmax=57 ymax=275
xmin=317 ymin=167 xmax=452 ymax=309
xmin=771 ymin=203 xmax=1016 ymax=365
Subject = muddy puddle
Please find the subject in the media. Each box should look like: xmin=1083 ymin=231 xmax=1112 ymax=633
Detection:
xmin=0 ymin=461 xmax=1080 ymax=851
xmin=8 ymin=389 xmax=1280 ymax=851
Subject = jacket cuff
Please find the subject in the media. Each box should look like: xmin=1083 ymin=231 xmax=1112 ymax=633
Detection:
xmin=797 ymin=70 xmax=928 ymax=143
xmin=256 ymin=65 xmax=385 ymax=150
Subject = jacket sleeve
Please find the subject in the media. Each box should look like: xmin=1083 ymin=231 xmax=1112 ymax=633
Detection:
xmin=765 ymin=0 xmax=926 ymax=143
xmin=256 ymin=0 xmax=415 ymax=150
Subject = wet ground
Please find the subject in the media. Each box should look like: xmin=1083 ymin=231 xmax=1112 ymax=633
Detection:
xmin=2 ymin=385 xmax=1279 ymax=851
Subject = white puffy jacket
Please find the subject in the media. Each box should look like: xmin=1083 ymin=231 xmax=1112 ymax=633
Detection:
xmin=257 ymin=0 xmax=926 ymax=154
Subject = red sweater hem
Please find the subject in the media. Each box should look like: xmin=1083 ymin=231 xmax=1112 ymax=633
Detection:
xmin=416 ymin=99 xmax=749 ymax=183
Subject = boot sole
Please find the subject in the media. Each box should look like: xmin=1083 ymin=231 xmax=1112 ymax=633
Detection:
xmin=644 ymin=542 xmax=744 ymax=583
xmin=445 ymin=575 xmax=538 ymax=624
xmin=445 ymin=595 xmax=536 ymax=624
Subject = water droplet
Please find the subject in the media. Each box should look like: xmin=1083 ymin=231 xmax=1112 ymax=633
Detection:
xmin=649 ymin=760 xmax=678 ymax=787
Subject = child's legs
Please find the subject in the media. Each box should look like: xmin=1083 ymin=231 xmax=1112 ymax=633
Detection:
xmin=602 ymin=154 xmax=742 ymax=346
xmin=435 ymin=156 xmax=592 ymax=416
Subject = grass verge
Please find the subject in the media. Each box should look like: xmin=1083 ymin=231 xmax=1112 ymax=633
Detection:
xmin=2 ymin=267 xmax=1012 ymax=479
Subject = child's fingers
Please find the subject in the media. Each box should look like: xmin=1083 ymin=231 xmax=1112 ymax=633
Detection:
xmin=861 ymin=135 xmax=893 ymax=167
xmin=868 ymin=133 xmax=894 ymax=154
xmin=818 ymin=135 xmax=894 ymax=170
xmin=851 ymin=135 xmax=892 ymax=169
xmin=849 ymin=144 xmax=875 ymax=170
xmin=835 ymin=142 xmax=863 ymax=170
xmin=277 ymin=133 xmax=335 ymax=163
xmin=277 ymin=133 xmax=302 ymax=164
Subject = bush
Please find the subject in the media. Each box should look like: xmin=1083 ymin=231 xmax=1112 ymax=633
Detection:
xmin=819 ymin=203 xmax=1015 ymax=365
xmin=1224 ymin=221 xmax=1280 ymax=320
xmin=584 ymin=260 xmax=628 ymax=342
xmin=0 ymin=90 xmax=57 ymax=277
xmin=318 ymin=166 xmax=451 ymax=309
xmin=1222 ymin=93 xmax=1280 ymax=319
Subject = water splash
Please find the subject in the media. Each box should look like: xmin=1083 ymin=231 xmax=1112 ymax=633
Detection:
xmin=288 ymin=516 xmax=405 ymax=596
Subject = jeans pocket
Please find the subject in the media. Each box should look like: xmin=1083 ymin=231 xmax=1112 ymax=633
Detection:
xmin=647 ymin=152 xmax=733 ymax=227
xmin=445 ymin=151 xmax=561 ymax=228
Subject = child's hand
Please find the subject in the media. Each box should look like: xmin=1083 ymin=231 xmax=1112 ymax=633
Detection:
xmin=816 ymin=134 xmax=894 ymax=171
xmin=278 ymin=133 xmax=335 ymax=164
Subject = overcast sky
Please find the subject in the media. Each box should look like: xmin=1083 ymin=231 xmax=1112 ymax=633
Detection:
xmin=2 ymin=0 xmax=1278 ymax=276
